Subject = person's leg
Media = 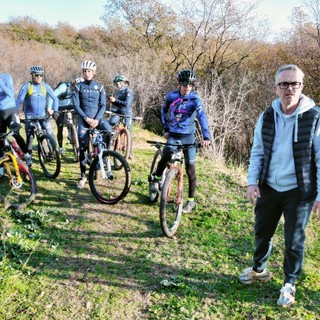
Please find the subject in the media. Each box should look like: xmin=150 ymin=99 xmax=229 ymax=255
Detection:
xmin=283 ymin=195 xmax=312 ymax=285
xmin=78 ymin=120 xmax=89 ymax=177
xmin=98 ymin=118 xmax=112 ymax=147
xmin=24 ymin=120 xmax=35 ymax=154
xmin=253 ymin=184 xmax=283 ymax=271
xmin=56 ymin=113 xmax=64 ymax=149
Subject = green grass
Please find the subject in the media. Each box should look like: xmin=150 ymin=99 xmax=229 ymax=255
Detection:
xmin=0 ymin=125 xmax=319 ymax=319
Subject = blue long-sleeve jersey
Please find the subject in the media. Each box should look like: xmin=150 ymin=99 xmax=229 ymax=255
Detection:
xmin=73 ymin=79 xmax=106 ymax=121
xmin=16 ymin=81 xmax=58 ymax=117
xmin=0 ymin=73 xmax=16 ymax=110
xmin=110 ymin=85 xmax=133 ymax=116
xmin=161 ymin=89 xmax=211 ymax=140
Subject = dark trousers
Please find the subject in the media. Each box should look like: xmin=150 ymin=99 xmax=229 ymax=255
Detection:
xmin=253 ymin=184 xmax=313 ymax=284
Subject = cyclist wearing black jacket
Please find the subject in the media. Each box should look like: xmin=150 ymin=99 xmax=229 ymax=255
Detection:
xmin=73 ymin=61 xmax=111 ymax=189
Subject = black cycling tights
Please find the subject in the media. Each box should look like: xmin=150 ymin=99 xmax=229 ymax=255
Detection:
xmin=186 ymin=164 xmax=196 ymax=198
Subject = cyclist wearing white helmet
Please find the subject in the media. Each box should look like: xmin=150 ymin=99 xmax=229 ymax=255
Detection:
xmin=16 ymin=65 xmax=59 ymax=163
xmin=73 ymin=60 xmax=112 ymax=189
xmin=48 ymin=78 xmax=84 ymax=154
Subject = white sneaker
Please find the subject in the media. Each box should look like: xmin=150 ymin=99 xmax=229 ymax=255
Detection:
xmin=0 ymin=167 xmax=4 ymax=176
xmin=77 ymin=176 xmax=87 ymax=189
xmin=277 ymin=283 xmax=296 ymax=307
xmin=58 ymin=147 xmax=64 ymax=155
xmin=239 ymin=267 xmax=272 ymax=284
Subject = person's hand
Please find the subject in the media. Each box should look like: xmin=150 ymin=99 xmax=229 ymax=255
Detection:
xmin=312 ymin=200 xmax=320 ymax=221
xmin=91 ymin=119 xmax=99 ymax=128
xmin=247 ymin=184 xmax=260 ymax=205
xmin=52 ymin=112 xmax=59 ymax=121
xmin=108 ymin=96 xmax=116 ymax=103
xmin=201 ymin=140 xmax=210 ymax=148
xmin=47 ymin=109 xmax=54 ymax=116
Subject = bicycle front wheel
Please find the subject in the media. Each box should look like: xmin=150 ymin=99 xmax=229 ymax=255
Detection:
xmin=89 ymin=150 xmax=131 ymax=204
xmin=0 ymin=158 xmax=37 ymax=210
xmin=159 ymin=168 xmax=183 ymax=238
xmin=148 ymin=148 xmax=162 ymax=203
xmin=38 ymin=135 xmax=61 ymax=179
xmin=114 ymin=128 xmax=132 ymax=169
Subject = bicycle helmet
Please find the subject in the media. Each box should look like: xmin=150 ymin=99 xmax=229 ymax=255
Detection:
xmin=177 ymin=69 xmax=196 ymax=83
xmin=30 ymin=65 xmax=44 ymax=74
xmin=113 ymin=74 xmax=128 ymax=84
xmin=81 ymin=60 xmax=97 ymax=71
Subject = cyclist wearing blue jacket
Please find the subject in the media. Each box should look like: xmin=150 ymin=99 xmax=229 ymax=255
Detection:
xmin=150 ymin=70 xmax=211 ymax=213
xmin=0 ymin=73 xmax=31 ymax=164
xmin=108 ymin=74 xmax=134 ymax=131
xmin=48 ymin=78 xmax=83 ymax=154
xmin=16 ymin=66 xmax=59 ymax=163
xmin=73 ymin=60 xmax=111 ymax=189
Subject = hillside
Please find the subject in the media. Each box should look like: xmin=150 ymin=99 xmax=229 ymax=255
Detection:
xmin=0 ymin=124 xmax=319 ymax=319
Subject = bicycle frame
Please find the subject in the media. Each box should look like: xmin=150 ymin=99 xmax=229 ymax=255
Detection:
xmin=84 ymin=128 xmax=110 ymax=179
xmin=0 ymin=152 xmax=22 ymax=186
xmin=167 ymin=148 xmax=184 ymax=206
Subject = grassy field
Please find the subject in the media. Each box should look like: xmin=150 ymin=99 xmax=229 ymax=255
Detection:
xmin=0 ymin=123 xmax=319 ymax=319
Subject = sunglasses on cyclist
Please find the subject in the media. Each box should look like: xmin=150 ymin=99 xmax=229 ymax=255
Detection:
xmin=33 ymin=74 xmax=43 ymax=78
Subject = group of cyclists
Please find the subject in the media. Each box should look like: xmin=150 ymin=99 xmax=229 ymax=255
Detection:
xmin=0 ymin=60 xmax=135 ymax=189
xmin=1 ymin=61 xmax=211 ymax=213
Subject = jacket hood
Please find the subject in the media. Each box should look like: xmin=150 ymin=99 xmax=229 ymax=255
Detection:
xmin=271 ymin=94 xmax=316 ymax=142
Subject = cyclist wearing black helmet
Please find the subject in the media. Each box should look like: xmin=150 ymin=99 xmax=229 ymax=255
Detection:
xmin=150 ymin=69 xmax=211 ymax=213
xmin=16 ymin=65 xmax=59 ymax=164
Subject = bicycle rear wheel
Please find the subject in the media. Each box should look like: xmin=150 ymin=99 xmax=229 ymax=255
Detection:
xmin=159 ymin=168 xmax=183 ymax=238
xmin=0 ymin=158 xmax=37 ymax=210
xmin=113 ymin=128 xmax=131 ymax=169
xmin=89 ymin=150 xmax=131 ymax=204
xmin=38 ymin=135 xmax=61 ymax=179
xmin=148 ymin=148 xmax=162 ymax=203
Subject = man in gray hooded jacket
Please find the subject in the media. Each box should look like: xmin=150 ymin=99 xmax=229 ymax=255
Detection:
xmin=238 ymin=64 xmax=320 ymax=307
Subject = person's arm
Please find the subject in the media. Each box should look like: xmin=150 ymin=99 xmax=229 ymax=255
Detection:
xmin=195 ymin=96 xmax=211 ymax=141
xmin=312 ymin=116 xmax=320 ymax=220
xmin=161 ymin=95 xmax=171 ymax=133
xmin=47 ymin=83 xmax=67 ymax=109
xmin=16 ymin=83 xmax=28 ymax=111
xmin=0 ymin=74 xmax=15 ymax=98
xmin=73 ymin=84 xmax=88 ymax=120
xmin=45 ymin=84 xmax=59 ymax=113
xmin=94 ymin=85 xmax=106 ymax=121
xmin=246 ymin=113 xmax=264 ymax=205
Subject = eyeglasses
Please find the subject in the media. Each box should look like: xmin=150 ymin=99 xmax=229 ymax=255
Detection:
xmin=277 ymin=82 xmax=302 ymax=89
xmin=33 ymin=74 xmax=43 ymax=78
xmin=181 ymin=82 xmax=194 ymax=87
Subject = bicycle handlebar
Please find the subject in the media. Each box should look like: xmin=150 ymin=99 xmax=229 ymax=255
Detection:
xmin=105 ymin=110 xmax=142 ymax=121
xmin=147 ymin=140 xmax=199 ymax=149
xmin=20 ymin=115 xmax=52 ymax=123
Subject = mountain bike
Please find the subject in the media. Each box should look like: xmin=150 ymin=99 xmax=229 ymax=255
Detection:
xmin=82 ymin=128 xmax=131 ymax=204
xmin=147 ymin=140 xmax=197 ymax=238
xmin=60 ymin=109 xmax=79 ymax=162
xmin=22 ymin=116 xmax=61 ymax=179
xmin=0 ymin=129 xmax=37 ymax=210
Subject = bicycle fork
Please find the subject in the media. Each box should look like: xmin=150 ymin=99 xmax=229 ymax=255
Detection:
xmin=4 ymin=153 xmax=23 ymax=187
